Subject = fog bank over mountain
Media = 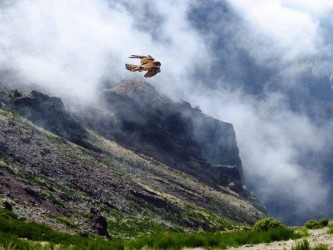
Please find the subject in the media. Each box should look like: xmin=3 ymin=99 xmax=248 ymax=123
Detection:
xmin=0 ymin=0 xmax=332 ymax=224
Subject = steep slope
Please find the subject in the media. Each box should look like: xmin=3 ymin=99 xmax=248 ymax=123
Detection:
xmin=0 ymin=80 xmax=265 ymax=237
xmin=76 ymin=80 xmax=253 ymax=197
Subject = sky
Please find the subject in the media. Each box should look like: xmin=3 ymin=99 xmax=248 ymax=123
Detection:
xmin=0 ymin=0 xmax=332 ymax=223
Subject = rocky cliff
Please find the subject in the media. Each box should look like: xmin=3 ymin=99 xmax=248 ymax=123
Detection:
xmin=0 ymin=79 xmax=265 ymax=237
xmin=76 ymin=80 xmax=249 ymax=193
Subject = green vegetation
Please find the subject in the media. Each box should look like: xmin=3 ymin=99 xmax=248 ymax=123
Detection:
xmin=50 ymin=215 xmax=78 ymax=230
xmin=313 ymin=245 xmax=330 ymax=250
xmin=108 ymin=217 xmax=170 ymax=237
xmin=0 ymin=106 xmax=20 ymax=118
xmin=304 ymin=219 xmax=329 ymax=229
xmin=128 ymin=226 xmax=301 ymax=250
xmin=49 ymin=134 xmax=67 ymax=144
xmin=305 ymin=220 xmax=321 ymax=229
xmin=103 ymin=205 xmax=168 ymax=237
xmin=292 ymin=240 xmax=311 ymax=250
xmin=0 ymin=208 xmax=124 ymax=250
xmin=0 ymin=160 xmax=16 ymax=176
xmin=328 ymin=224 xmax=333 ymax=234
xmin=103 ymin=196 xmax=241 ymax=238
xmin=0 ymin=209 xmax=17 ymax=220
xmin=0 ymin=210 xmax=304 ymax=250
xmin=178 ymin=203 xmax=242 ymax=231
xmin=319 ymin=218 xmax=329 ymax=227
xmin=253 ymin=217 xmax=284 ymax=232
xmin=292 ymin=239 xmax=329 ymax=250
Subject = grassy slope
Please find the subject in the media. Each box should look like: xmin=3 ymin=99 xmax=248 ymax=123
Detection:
xmin=0 ymin=208 xmax=303 ymax=250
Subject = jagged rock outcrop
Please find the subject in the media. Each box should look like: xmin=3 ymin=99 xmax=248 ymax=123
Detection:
xmin=9 ymin=90 xmax=100 ymax=152
xmin=89 ymin=208 xmax=111 ymax=238
xmin=11 ymin=90 xmax=86 ymax=139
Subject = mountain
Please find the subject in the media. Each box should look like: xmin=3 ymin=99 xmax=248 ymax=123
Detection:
xmin=0 ymin=79 xmax=265 ymax=237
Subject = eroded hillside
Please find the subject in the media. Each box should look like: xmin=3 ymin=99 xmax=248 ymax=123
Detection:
xmin=0 ymin=80 xmax=265 ymax=237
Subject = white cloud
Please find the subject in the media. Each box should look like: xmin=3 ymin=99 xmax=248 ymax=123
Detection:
xmin=187 ymin=84 xmax=330 ymax=221
xmin=282 ymin=0 xmax=333 ymax=16
xmin=227 ymin=0 xmax=333 ymax=66
xmin=0 ymin=0 xmax=209 ymax=100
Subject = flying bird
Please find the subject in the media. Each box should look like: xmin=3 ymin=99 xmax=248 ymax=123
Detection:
xmin=125 ymin=55 xmax=161 ymax=78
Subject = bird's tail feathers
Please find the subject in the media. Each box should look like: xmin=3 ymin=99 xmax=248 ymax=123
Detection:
xmin=125 ymin=64 xmax=143 ymax=72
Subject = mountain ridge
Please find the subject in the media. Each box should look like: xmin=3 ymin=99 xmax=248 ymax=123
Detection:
xmin=0 ymin=79 xmax=265 ymax=237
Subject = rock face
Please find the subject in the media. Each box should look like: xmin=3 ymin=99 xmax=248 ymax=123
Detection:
xmin=0 ymin=79 xmax=266 ymax=237
xmin=12 ymin=90 xmax=85 ymax=139
xmin=10 ymin=90 xmax=100 ymax=152
xmin=76 ymin=80 xmax=251 ymax=197
xmin=192 ymin=112 xmax=243 ymax=174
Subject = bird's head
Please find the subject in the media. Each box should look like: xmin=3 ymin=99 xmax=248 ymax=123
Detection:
xmin=154 ymin=61 xmax=161 ymax=67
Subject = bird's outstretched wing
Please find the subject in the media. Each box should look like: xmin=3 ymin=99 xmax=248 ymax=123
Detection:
xmin=144 ymin=67 xmax=160 ymax=78
xmin=129 ymin=55 xmax=155 ymax=60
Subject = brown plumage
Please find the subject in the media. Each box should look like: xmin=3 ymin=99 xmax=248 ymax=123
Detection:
xmin=125 ymin=55 xmax=161 ymax=78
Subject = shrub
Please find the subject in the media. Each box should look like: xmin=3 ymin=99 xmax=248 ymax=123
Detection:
xmin=319 ymin=218 xmax=329 ymax=227
xmin=328 ymin=224 xmax=333 ymax=234
xmin=291 ymin=240 xmax=329 ymax=250
xmin=304 ymin=220 xmax=322 ymax=229
xmin=292 ymin=239 xmax=310 ymax=250
xmin=253 ymin=218 xmax=284 ymax=232
xmin=313 ymin=245 xmax=329 ymax=250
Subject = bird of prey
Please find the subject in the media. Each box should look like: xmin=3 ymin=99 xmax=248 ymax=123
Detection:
xmin=125 ymin=55 xmax=161 ymax=78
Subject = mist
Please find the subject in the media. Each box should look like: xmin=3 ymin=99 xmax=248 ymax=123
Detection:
xmin=0 ymin=0 xmax=208 ymax=100
xmin=0 ymin=0 xmax=332 ymax=224
xmin=190 ymin=0 xmax=333 ymax=223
